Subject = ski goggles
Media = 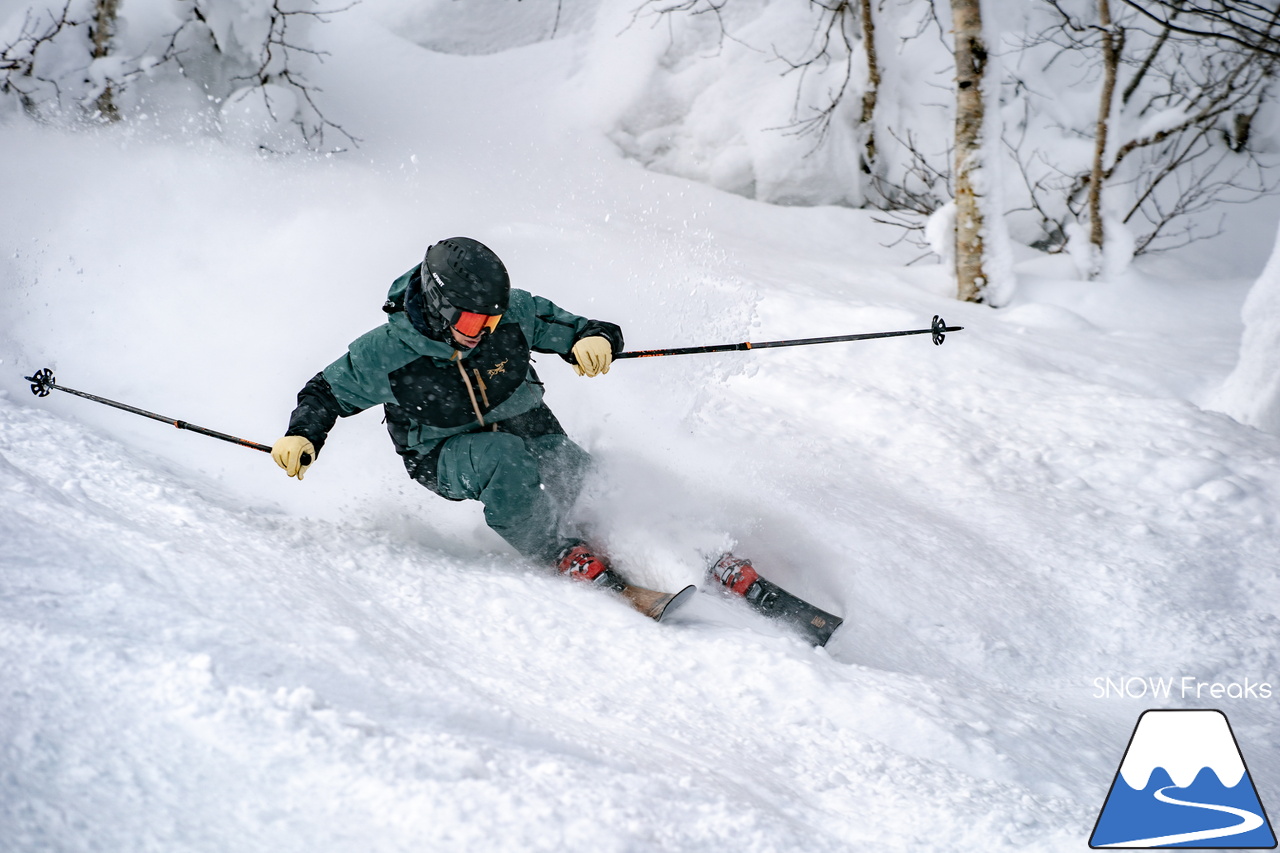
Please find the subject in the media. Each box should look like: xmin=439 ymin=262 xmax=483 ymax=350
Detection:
xmin=420 ymin=268 xmax=504 ymax=337
xmin=451 ymin=310 xmax=502 ymax=337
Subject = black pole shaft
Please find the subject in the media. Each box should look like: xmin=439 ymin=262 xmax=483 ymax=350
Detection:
xmin=616 ymin=317 xmax=964 ymax=360
xmin=24 ymin=369 xmax=273 ymax=454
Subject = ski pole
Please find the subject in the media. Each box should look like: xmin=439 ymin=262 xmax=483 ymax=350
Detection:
xmin=616 ymin=315 xmax=963 ymax=360
xmin=22 ymin=368 xmax=309 ymax=464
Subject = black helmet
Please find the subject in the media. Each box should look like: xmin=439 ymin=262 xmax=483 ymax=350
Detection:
xmin=420 ymin=237 xmax=510 ymax=319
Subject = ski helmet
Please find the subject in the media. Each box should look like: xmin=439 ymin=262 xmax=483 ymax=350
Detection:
xmin=420 ymin=238 xmax=510 ymax=333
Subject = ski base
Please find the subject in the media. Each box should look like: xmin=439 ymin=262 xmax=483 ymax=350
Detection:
xmin=620 ymin=583 xmax=697 ymax=622
xmin=710 ymin=553 xmax=844 ymax=646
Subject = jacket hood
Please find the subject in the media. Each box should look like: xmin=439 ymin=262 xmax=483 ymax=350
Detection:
xmin=380 ymin=268 xmax=456 ymax=359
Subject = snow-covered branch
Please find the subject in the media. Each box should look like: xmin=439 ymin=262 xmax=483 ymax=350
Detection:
xmin=0 ymin=0 xmax=355 ymax=150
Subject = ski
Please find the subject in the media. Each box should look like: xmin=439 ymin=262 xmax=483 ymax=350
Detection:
xmin=708 ymin=553 xmax=844 ymax=646
xmin=618 ymin=582 xmax=698 ymax=622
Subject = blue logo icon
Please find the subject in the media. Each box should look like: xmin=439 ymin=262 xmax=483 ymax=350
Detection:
xmin=1091 ymin=709 xmax=1276 ymax=848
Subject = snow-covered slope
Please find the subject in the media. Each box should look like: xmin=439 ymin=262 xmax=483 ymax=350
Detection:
xmin=2 ymin=4 xmax=1279 ymax=851
xmin=2 ymin=391 xmax=1084 ymax=851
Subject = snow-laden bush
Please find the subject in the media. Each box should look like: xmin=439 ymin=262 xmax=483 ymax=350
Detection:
xmin=1213 ymin=220 xmax=1280 ymax=434
xmin=370 ymin=0 xmax=596 ymax=55
xmin=574 ymin=0 xmax=878 ymax=208
xmin=0 ymin=0 xmax=348 ymax=150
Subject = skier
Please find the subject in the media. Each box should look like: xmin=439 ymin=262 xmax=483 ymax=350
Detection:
xmin=270 ymin=237 xmax=630 ymax=588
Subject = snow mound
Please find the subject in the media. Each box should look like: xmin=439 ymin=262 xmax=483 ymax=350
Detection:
xmin=1213 ymin=221 xmax=1280 ymax=434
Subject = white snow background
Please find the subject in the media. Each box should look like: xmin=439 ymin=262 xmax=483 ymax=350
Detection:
xmin=3 ymin=1 xmax=1280 ymax=850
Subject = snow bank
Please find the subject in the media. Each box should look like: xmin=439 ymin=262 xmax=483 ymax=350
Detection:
xmin=370 ymin=0 xmax=596 ymax=55
xmin=1212 ymin=221 xmax=1280 ymax=433
xmin=572 ymin=0 xmax=868 ymax=207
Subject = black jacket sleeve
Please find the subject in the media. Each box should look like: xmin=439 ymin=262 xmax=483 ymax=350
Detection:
xmin=564 ymin=319 xmax=624 ymax=365
xmin=285 ymin=372 xmax=346 ymax=455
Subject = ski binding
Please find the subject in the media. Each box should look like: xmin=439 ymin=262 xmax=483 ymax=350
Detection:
xmin=708 ymin=553 xmax=843 ymax=646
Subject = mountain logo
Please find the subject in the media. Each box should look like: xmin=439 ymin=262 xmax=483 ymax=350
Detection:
xmin=1090 ymin=709 xmax=1276 ymax=848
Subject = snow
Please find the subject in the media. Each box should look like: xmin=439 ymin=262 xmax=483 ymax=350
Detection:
xmin=1213 ymin=219 xmax=1280 ymax=434
xmin=2 ymin=1 xmax=1280 ymax=851
xmin=589 ymin=0 xmax=868 ymax=207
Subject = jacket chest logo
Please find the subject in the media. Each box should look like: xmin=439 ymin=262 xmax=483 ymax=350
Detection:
xmin=387 ymin=325 xmax=531 ymax=429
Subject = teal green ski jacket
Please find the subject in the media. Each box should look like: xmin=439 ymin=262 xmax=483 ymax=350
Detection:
xmin=284 ymin=265 xmax=623 ymax=487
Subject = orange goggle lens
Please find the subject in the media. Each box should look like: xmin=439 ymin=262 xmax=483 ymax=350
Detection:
xmin=453 ymin=311 xmax=502 ymax=337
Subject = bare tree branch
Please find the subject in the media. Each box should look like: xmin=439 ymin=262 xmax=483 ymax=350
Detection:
xmin=1118 ymin=0 xmax=1280 ymax=58
xmin=1 ymin=2 xmax=81 ymax=112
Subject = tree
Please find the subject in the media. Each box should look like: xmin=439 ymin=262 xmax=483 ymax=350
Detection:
xmin=0 ymin=0 xmax=353 ymax=149
xmin=1 ymin=1 xmax=88 ymax=116
xmin=89 ymin=0 xmax=119 ymax=120
xmin=951 ymin=0 xmax=992 ymax=302
xmin=1120 ymin=0 xmax=1280 ymax=58
xmin=1014 ymin=0 xmax=1280 ymax=269
xmin=1087 ymin=0 xmax=1120 ymax=269
xmin=857 ymin=0 xmax=879 ymax=171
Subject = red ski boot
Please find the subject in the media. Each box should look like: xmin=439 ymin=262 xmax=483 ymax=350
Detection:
xmin=556 ymin=543 xmax=697 ymax=622
xmin=555 ymin=543 xmax=626 ymax=591
xmin=708 ymin=553 xmax=761 ymax=596
xmin=708 ymin=552 xmax=843 ymax=646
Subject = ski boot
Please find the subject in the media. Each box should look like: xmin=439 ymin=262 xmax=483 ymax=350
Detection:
xmin=708 ymin=553 xmax=843 ymax=646
xmin=708 ymin=553 xmax=761 ymax=595
xmin=556 ymin=542 xmax=696 ymax=622
xmin=555 ymin=542 xmax=627 ymax=592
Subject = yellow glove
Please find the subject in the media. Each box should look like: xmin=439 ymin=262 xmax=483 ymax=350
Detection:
xmin=271 ymin=435 xmax=316 ymax=480
xmin=571 ymin=336 xmax=614 ymax=377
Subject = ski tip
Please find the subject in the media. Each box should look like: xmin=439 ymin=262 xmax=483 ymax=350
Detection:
xmin=619 ymin=582 xmax=698 ymax=622
xmin=656 ymin=584 xmax=698 ymax=623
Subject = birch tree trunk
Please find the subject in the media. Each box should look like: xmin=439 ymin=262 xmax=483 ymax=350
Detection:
xmin=951 ymin=0 xmax=988 ymax=303
xmin=90 ymin=0 xmax=120 ymax=121
xmin=859 ymin=0 xmax=880 ymax=172
xmin=1088 ymin=0 xmax=1121 ymax=271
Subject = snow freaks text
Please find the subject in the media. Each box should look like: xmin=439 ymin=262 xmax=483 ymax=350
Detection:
xmin=1093 ymin=677 xmax=1274 ymax=701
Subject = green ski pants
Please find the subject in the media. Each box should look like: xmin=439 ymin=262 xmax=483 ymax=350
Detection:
xmin=433 ymin=431 xmax=592 ymax=563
